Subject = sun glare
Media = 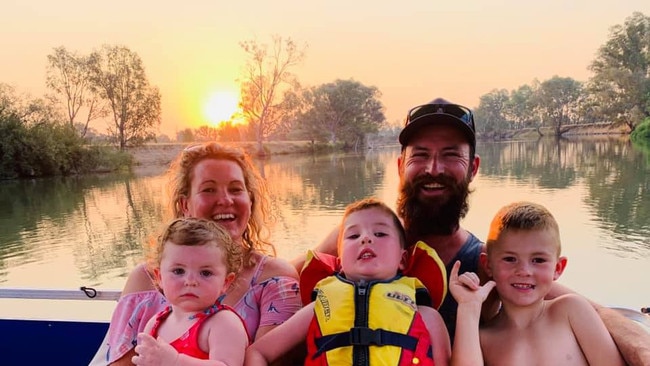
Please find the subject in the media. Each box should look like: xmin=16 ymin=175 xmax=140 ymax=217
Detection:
xmin=203 ymin=91 xmax=240 ymax=126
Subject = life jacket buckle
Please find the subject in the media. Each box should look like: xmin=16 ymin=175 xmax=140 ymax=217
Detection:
xmin=349 ymin=327 xmax=383 ymax=346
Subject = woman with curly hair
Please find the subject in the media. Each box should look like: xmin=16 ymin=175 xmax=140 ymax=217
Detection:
xmin=100 ymin=143 xmax=301 ymax=365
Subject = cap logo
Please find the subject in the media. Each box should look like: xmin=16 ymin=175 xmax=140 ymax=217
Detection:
xmin=436 ymin=107 xmax=444 ymax=113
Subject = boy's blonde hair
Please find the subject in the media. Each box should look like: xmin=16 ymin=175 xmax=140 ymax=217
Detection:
xmin=337 ymin=198 xmax=406 ymax=250
xmin=486 ymin=201 xmax=561 ymax=255
xmin=149 ymin=217 xmax=243 ymax=275
xmin=166 ymin=142 xmax=274 ymax=265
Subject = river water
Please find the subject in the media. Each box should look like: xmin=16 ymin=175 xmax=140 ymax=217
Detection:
xmin=1 ymin=137 xmax=648 ymax=321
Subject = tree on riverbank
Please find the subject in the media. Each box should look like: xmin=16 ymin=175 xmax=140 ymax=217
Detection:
xmin=475 ymin=12 xmax=649 ymax=138
xmin=535 ymin=76 xmax=583 ymax=136
xmin=474 ymin=89 xmax=510 ymax=134
xmin=88 ymin=45 xmax=161 ymax=150
xmin=588 ymin=12 xmax=650 ymax=132
xmin=475 ymin=77 xmax=583 ymax=138
xmin=46 ymin=47 xmax=107 ymax=138
xmin=292 ymin=79 xmax=386 ymax=149
xmin=46 ymin=45 xmax=161 ymax=149
xmin=238 ymin=35 xmax=307 ymax=155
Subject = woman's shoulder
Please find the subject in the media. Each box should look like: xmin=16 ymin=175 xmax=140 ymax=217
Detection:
xmin=257 ymin=254 xmax=299 ymax=282
xmin=122 ymin=262 xmax=157 ymax=296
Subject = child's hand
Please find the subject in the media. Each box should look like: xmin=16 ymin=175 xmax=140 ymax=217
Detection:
xmin=132 ymin=333 xmax=179 ymax=366
xmin=448 ymin=260 xmax=496 ymax=305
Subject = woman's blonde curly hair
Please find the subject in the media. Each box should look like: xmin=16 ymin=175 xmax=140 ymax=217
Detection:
xmin=166 ymin=142 xmax=275 ymax=266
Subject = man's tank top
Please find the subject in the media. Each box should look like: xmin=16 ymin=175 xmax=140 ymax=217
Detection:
xmin=438 ymin=232 xmax=483 ymax=342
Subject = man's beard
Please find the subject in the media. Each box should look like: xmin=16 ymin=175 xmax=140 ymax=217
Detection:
xmin=397 ymin=172 xmax=471 ymax=240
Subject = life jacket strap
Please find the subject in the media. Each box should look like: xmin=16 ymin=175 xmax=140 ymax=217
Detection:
xmin=313 ymin=327 xmax=418 ymax=358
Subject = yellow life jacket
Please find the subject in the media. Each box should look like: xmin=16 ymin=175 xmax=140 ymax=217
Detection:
xmin=299 ymin=241 xmax=447 ymax=310
xmin=305 ymin=274 xmax=435 ymax=366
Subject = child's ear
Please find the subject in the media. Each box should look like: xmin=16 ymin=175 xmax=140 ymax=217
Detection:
xmin=553 ymin=256 xmax=568 ymax=280
xmin=398 ymin=249 xmax=408 ymax=271
xmin=152 ymin=268 xmax=163 ymax=292
xmin=479 ymin=252 xmax=492 ymax=277
xmin=223 ymin=272 xmax=236 ymax=290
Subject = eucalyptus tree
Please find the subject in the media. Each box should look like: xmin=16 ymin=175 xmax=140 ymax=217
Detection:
xmin=288 ymin=86 xmax=328 ymax=144
xmin=194 ymin=125 xmax=219 ymax=141
xmin=238 ymin=35 xmax=307 ymax=154
xmin=216 ymin=121 xmax=243 ymax=142
xmin=474 ymin=89 xmax=510 ymax=134
xmin=176 ymin=128 xmax=194 ymax=143
xmin=46 ymin=46 xmax=106 ymax=138
xmin=88 ymin=45 xmax=161 ymax=150
xmin=507 ymin=84 xmax=538 ymax=129
xmin=588 ymin=11 xmax=650 ymax=131
xmin=533 ymin=76 xmax=583 ymax=136
xmin=0 ymin=83 xmax=62 ymax=126
xmin=295 ymin=79 xmax=385 ymax=149
xmin=0 ymin=83 xmax=20 ymax=118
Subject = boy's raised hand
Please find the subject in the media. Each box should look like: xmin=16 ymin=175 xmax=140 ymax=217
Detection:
xmin=449 ymin=260 xmax=496 ymax=305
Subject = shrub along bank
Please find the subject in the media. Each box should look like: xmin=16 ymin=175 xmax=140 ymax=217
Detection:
xmin=0 ymin=115 xmax=132 ymax=179
xmin=631 ymin=117 xmax=650 ymax=147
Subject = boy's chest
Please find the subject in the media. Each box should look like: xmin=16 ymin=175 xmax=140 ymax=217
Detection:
xmin=480 ymin=324 xmax=588 ymax=366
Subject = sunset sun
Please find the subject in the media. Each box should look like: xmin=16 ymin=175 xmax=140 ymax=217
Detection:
xmin=203 ymin=91 xmax=240 ymax=126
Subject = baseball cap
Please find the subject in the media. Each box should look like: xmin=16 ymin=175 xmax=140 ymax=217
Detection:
xmin=398 ymin=97 xmax=476 ymax=150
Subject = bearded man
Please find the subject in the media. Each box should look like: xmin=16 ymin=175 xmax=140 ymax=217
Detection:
xmin=395 ymin=98 xmax=484 ymax=340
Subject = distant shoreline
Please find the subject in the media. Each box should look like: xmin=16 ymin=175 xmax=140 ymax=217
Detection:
xmin=129 ymin=123 xmax=630 ymax=175
xmin=128 ymin=141 xmax=315 ymax=176
xmin=479 ymin=122 xmax=630 ymax=140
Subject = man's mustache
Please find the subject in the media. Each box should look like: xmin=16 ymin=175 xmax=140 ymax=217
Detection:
xmin=411 ymin=174 xmax=459 ymax=193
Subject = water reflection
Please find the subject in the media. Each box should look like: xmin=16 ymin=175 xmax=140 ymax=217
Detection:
xmin=477 ymin=137 xmax=650 ymax=257
xmin=259 ymin=150 xmax=394 ymax=259
xmin=479 ymin=138 xmax=578 ymax=189
xmin=0 ymin=173 xmax=167 ymax=285
xmin=260 ymin=151 xmax=389 ymax=209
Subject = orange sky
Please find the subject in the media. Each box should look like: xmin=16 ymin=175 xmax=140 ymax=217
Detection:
xmin=1 ymin=1 xmax=648 ymax=137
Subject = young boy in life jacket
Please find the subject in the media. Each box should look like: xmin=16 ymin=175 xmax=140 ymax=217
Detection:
xmin=245 ymin=198 xmax=451 ymax=366
xmin=449 ymin=201 xmax=625 ymax=366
